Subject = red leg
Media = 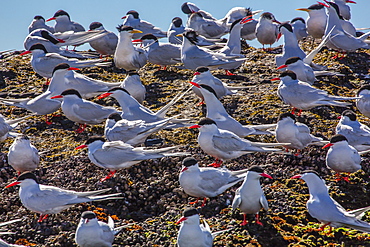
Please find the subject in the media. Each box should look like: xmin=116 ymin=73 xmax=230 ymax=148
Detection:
xmin=291 ymin=107 xmax=296 ymax=115
xmin=297 ymin=109 xmax=302 ymax=116
xmin=318 ymin=222 xmax=331 ymax=231
xmin=196 ymin=101 xmax=205 ymax=106
xmin=45 ymin=78 xmax=50 ymax=86
xmin=294 ymin=150 xmax=301 ymax=157
xmin=208 ymin=159 xmax=222 ymax=168
xmin=75 ymin=124 xmax=87 ymax=133
xmin=189 ymin=198 xmax=199 ymax=205
xmin=38 ymin=214 xmax=49 ymax=222
xmin=100 ymin=170 xmax=117 ymax=182
xmin=240 ymin=214 xmax=248 ymax=226
xmin=255 ymin=214 xmax=263 ymax=226
xmin=201 ymin=198 xmax=207 ymax=207
xmin=45 ymin=115 xmax=52 ymax=125
xmin=225 ymin=70 xmax=235 ymax=76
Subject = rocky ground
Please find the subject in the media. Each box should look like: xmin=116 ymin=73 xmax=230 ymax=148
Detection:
xmin=0 ymin=40 xmax=370 ymax=246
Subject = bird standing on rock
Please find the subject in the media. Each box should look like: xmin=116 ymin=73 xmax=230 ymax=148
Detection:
xmin=8 ymin=135 xmax=39 ymax=175
xmin=291 ymin=170 xmax=370 ymax=232
xmin=5 ymin=172 xmax=123 ymax=222
xmin=232 ymin=166 xmax=271 ymax=226
xmin=88 ymin=22 xmax=118 ymax=57
xmin=179 ymin=156 xmax=249 ymax=207
xmin=255 ymin=12 xmax=280 ymax=49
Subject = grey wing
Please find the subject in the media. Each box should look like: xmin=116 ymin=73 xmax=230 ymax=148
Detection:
xmin=296 ymin=122 xmax=316 ymax=145
xmin=260 ymin=193 xmax=269 ymax=211
xmin=72 ymin=101 xmax=116 ymax=123
xmin=133 ymin=47 xmax=148 ymax=68
xmin=212 ymin=134 xmax=248 ymax=152
xmin=232 ymin=187 xmax=241 ymax=210
xmin=30 ymin=186 xmax=79 ymax=209
xmin=198 ymin=169 xmax=230 ymax=193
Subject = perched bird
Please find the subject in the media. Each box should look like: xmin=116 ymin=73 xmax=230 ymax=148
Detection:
xmin=46 ymin=10 xmax=85 ymax=33
xmin=21 ymin=43 xmax=109 ymax=79
xmin=323 ymin=1 xmax=370 ymax=52
xmin=190 ymin=81 xmax=275 ymax=137
xmin=255 ymin=12 xmax=280 ymax=49
xmin=98 ymin=87 xmax=190 ymax=127
xmin=7 ymin=135 xmax=39 ymax=174
xmin=5 ymin=172 xmax=123 ymax=222
xmin=75 ymin=211 xmax=131 ymax=247
xmin=48 ymin=63 xmax=121 ymax=98
xmin=51 ymin=89 xmax=118 ymax=133
xmin=176 ymin=207 xmax=230 ymax=247
xmin=121 ymin=10 xmax=167 ymax=39
xmin=89 ymin=22 xmax=118 ymax=56
xmin=322 ymin=134 xmax=361 ymax=181
xmin=232 ymin=166 xmax=271 ymax=226
xmin=297 ymin=4 xmax=327 ymax=39
xmin=28 ymin=15 xmax=54 ymax=33
xmin=139 ymin=34 xmax=181 ymax=67
xmin=275 ymin=112 xmax=324 ymax=154
xmin=332 ymin=0 xmax=356 ymax=20
xmin=273 ymin=70 xmax=356 ymax=115
xmin=356 ymin=85 xmax=370 ymax=119
xmin=291 ymin=170 xmax=370 ymax=232
xmin=186 ymin=12 xmax=227 ymax=39
xmin=120 ymin=71 xmax=146 ymax=104
xmin=275 ymin=23 xmax=306 ymax=68
xmin=179 ymin=156 xmax=249 ymax=206
xmin=189 ymin=118 xmax=284 ymax=167
xmin=0 ymin=114 xmax=32 ymax=142
xmin=75 ymin=136 xmax=188 ymax=181
xmin=335 ymin=110 xmax=370 ymax=152
xmin=180 ymin=30 xmax=246 ymax=70
xmin=24 ymin=29 xmax=95 ymax=59
xmin=277 ymin=57 xmax=316 ymax=85
xmin=290 ymin=17 xmax=308 ymax=41
xmin=104 ymin=113 xmax=171 ymax=145
xmin=167 ymin=17 xmax=185 ymax=45
xmin=114 ymin=25 xmax=147 ymax=71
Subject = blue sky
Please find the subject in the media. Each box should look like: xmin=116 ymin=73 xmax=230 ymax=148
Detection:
xmin=1 ymin=0 xmax=369 ymax=51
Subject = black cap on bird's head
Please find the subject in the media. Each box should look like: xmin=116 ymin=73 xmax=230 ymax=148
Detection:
xmin=52 ymin=63 xmax=71 ymax=75
xmin=181 ymin=2 xmax=193 ymax=14
xmin=278 ymin=112 xmax=296 ymax=122
xmin=329 ymin=134 xmax=348 ymax=144
xmin=308 ymin=4 xmax=325 ymax=10
xmin=116 ymin=25 xmax=134 ymax=32
xmin=357 ymin=85 xmax=370 ymax=96
xmin=280 ymin=70 xmax=297 ymax=80
xmin=184 ymin=30 xmax=199 ymax=45
xmin=183 ymin=207 xmax=199 ymax=217
xmin=60 ymin=89 xmax=82 ymax=98
xmin=89 ymin=22 xmax=103 ymax=30
xmin=248 ymin=166 xmax=264 ymax=173
xmin=29 ymin=43 xmax=48 ymax=53
xmin=182 ymin=157 xmax=198 ymax=167
xmin=17 ymin=172 xmax=39 ymax=183
xmin=81 ymin=211 xmax=96 ymax=219
xmin=126 ymin=10 xmax=139 ymax=19
xmin=34 ymin=15 xmax=45 ymax=21
xmin=53 ymin=10 xmax=70 ymax=19
xmin=108 ymin=113 xmax=122 ymax=122
xmin=291 ymin=17 xmax=305 ymax=24
xmin=172 ymin=17 xmax=183 ymax=27
xmin=195 ymin=67 xmax=209 ymax=73
xmin=198 ymin=118 xmax=217 ymax=126
xmin=325 ymin=2 xmax=343 ymax=19
xmin=341 ymin=110 xmax=356 ymax=121
xmin=279 ymin=22 xmax=293 ymax=33
xmin=140 ymin=34 xmax=158 ymax=41
xmin=107 ymin=87 xmax=131 ymax=95
xmin=285 ymin=57 xmax=302 ymax=66
xmin=85 ymin=136 xmax=106 ymax=145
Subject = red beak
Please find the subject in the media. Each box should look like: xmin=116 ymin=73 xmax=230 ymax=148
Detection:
xmin=241 ymin=17 xmax=253 ymax=24
xmin=189 ymin=124 xmax=200 ymax=129
xmin=290 ymin=175 xmax=302 ymax=179
xmin=57 ymin=39 xmax=65 ymax=43
xmin=46 ymin=17 xmax=56 ymax=22
xmin=5 ymin=181 xmax=20 ymax=188
xmin=176 ymin=216 xmax=187 ymax=224
xmin=193 ymin=72 xmax=201 ymax=75
xmin=276 ymin=33 xmax=282 ymax=41
xmin=50 ymin=95 xmax=63 ymax=99
xmin=318 ymin=1 xmax=330 ymax=8
xmin=189 ymin=81 xmax=201 ymax=88
xmin=261 ymin=173 xmax=273 ymax=179
xmin=337 ymin=116 xmax=341 ymax=119
xmin=270 ymin=77 xmax=280 ymax=81
xmin=132 ymin=39 xmax=142 ymax=43
xmin=68 ymin=67 xmax=79 ymax=71
xmin=277 ymin=64 xmax=287 ymax=70
xmin=346 ymin=0 xmax=356 ymax=3
xmin=181 ymin=167 xmax=188 ymax=172
xmin=75 ymin=144 xmax=88 ymax=150
xmin=97 ymin=92 xmax=113 ymax=99
xmin=322 ymin=143 xmax=334 ymax=149
xmin=20 ymin=51 xmax=31 ymax=56
xmin=121 ymin=16 xmax=127 ymax=19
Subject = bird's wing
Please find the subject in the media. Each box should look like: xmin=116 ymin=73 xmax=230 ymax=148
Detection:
xmin=71 ymin=101 xmax=115 ymax=122
xmin=212 ymin=133 xmax=249 ymax=152
xmin=232 ymin=188 xmax=242 ymax=210
xmin=260 ymin=194 xmax=269 ymax=211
